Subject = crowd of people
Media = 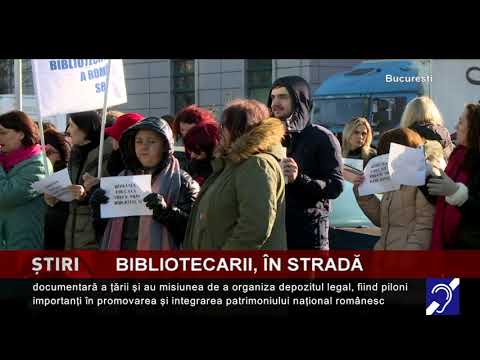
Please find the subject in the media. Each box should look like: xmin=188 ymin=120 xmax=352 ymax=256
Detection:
xmin=0 ymin=76 xmax=478 ymax=251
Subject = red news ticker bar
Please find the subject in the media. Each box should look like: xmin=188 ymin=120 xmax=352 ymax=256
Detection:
xmin=0 ymin=251 xmax=480 ymax=279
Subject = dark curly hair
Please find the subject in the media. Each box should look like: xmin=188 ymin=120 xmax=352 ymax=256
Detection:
xmin=44 ymin=128 xmax=71 ymax=166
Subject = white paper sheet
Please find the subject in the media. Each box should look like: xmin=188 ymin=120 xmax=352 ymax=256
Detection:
xmin=31 ymin=168 xmax=74 ymax=202
xmin=388 ymin=142 xmax=426 ymax=186
xmin=358 ymin=154 xmax=400 ymax=196
xmin=100 ymin=175 xmax=153 ymax=219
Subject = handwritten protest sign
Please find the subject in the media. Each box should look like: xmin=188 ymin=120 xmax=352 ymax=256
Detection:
xmin=31 ymin=168 xmax=74 ymax=202
xmin=32 ymin=59 xmax=127 ymax=117
xmin=388 ymin=142 xmax=426 ymax=186
xmin=100 ymin=175 xmax=153 ymax=219
xmin=358 ymin=154 xmax=400 ymax=196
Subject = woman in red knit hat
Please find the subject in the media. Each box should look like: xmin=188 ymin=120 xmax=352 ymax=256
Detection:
xmin=103 ymin=112 xmax=144 ymax=176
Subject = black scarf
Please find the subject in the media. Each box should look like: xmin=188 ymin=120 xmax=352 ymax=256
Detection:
xmin=70 ymin=136 xmax=100 ymax=183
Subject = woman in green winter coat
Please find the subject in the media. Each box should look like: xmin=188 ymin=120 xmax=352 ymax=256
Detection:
xmin=0 ymin=111 xmax=50 ymax=249
xmin=184 ymin=99 xmax=287 ymax=250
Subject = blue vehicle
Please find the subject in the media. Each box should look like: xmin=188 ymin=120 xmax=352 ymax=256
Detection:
xmin=315 ymin=59 xmax=480 ymax=249
xmin=328 ymin=181 xmax=381 ymax=250
xmin=312 ymin=60 xmax=428 ymax=143
xmin=314 ymin=60 xmax=430 ymax=249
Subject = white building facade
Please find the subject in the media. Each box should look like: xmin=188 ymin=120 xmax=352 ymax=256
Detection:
xmin=0 ymin=59 xmax=361 ymax=128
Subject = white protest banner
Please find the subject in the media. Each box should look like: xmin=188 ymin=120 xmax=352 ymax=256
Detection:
xmin=100 ymin=175 xmax=153 ymax=219
xmin=31 ymin=168 xmax=74 ymax=202
xmin=358 ymin=154 xmax=400 ymax=196
xmin=32 ymin=59 xmax=127 ymax=118
xmin=388 ymin=142 xmax=426 ymax=186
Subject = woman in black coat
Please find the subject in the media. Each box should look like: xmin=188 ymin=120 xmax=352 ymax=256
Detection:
xmin=43 ymin=128 xmax=71 ymax=249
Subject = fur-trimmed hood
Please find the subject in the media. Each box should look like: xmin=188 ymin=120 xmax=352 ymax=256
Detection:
xmin=216 ymin=117 xmax=286 ymax=163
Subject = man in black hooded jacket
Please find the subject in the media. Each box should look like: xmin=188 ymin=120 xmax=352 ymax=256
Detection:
xmin=267 ymin=76 xmax=343 ymax=250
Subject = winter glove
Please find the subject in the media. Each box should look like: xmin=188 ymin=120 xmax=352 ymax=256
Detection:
xmin=89 ymin=187 xmax=109 ymax=220
xmin=143 ymin=193 xmax=168 ymax=218
xmin=427 ymin=169 xmax=459 ymax=197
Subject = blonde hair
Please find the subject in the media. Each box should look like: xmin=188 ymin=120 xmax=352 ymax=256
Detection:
xmin=107 ymin=110 xmax=125 ymax=118
xmin=342 ymin=117 xmax=373 ymax=159
xmin=424 ymin=139 xmax=444 ymax=163
xmin=400 ymin=96 xmax=444 ymax=128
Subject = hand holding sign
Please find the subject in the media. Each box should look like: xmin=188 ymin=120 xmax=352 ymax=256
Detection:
xmin=351 ymin=172 xmax=366 ymax=186
xmin=144 ymin=193 xmax=168 ymax=218
xmin=100 ymin=175 xmax=153 ymax=219
xmin=89 ymin=187 xmax=109 ymax=220
xmin=358 ymin=143 xmax=430 ymax=196
xmin=427 ymin=169 xmax=459 ymax=196
xmin=68 ymin=185 xmax=86 ymax=200
xmin=82 ymin=172 xmax=100 ymax=192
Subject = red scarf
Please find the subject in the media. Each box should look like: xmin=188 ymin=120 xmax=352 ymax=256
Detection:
xmin=0 ymin=144 xmax=42 ymax=172
xmin=431 ymin=146 xmax=470 ymax=249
